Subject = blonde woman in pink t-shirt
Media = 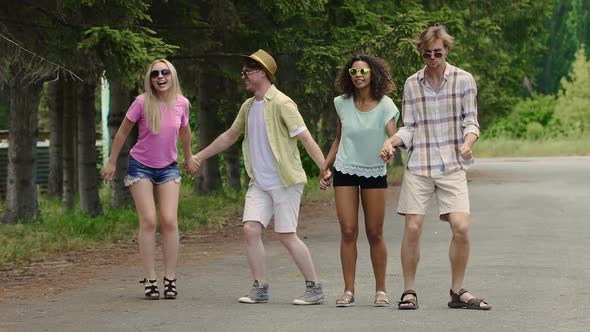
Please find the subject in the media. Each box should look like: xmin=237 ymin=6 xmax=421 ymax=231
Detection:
xmin=101 ymin=59 xmax=197 ymax=300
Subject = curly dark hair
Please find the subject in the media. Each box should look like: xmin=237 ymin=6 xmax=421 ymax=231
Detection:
xmin=334 ymin=55 xmax=395 ymax=100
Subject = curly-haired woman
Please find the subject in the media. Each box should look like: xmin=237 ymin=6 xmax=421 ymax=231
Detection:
xmin=320 ymin=55 xmax=399 ymax=307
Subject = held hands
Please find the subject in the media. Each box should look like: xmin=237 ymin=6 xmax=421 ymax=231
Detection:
xmin=380 ymin=140 xmax=395 ymax=163
xmin=319 ymin=167 xmax=333 ymax=190
xmin=184 ymin=155 xmax=201 ymax=175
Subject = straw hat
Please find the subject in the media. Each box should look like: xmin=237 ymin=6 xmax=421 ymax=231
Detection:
xmin=242 ymin=49 xmax=277 ymax=82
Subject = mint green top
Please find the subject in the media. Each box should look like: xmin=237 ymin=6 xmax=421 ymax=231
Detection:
xmin=334 ymin=95 xmax=399 ymax=177
xmin=231 ymin=85 xmax=307 ymax=186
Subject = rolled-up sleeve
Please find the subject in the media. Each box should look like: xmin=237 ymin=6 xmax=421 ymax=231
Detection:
xmin=230 ymin=101 xmax=249 ymax=134
xmin=395 ymin=85 xmax=415 ymax=150
xmin=462 ymin=74 xmax=480 ymax=138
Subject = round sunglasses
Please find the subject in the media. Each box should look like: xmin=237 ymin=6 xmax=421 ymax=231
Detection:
xmin=348 ymin=67 xmax=371 ymax=76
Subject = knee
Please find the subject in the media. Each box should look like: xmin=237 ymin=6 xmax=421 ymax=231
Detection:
xmin=277 ymin=233 xmax=298 ymax=247
xmin=242 ymin=221 xmax=263 ymax=242
xmin=159 ymin=214 xmax=178 ymax=233
xmin=340 ymin=226 xmax=358 ymax=242
xmin=452 ymin=223 xmax=470 ymax=241
xmin=139 ymin=214 xmax=158 ymax=232
xmin=404 ymin=223 xmax=423 ymax=244
xmin=366 ymin=229 xmax=384 ymax=246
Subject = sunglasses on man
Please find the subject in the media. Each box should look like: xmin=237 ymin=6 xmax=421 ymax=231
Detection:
xmin=240 ymin=69 xmax=263 ymax=77
xmin=150 ymin=68 xmax=171 ymax=79
xmin=422 ymin=51 xmax=444 ymax=59
xmin=348 ymin=68 xmax=371 ymax=76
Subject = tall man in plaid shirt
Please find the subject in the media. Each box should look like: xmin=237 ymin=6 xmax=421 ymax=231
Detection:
xmin=381 ymin=25 xmax=491 ymax=310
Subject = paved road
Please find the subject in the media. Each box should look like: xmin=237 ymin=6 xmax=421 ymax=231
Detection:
xmin=2 ymin=157 xmax=589 ymax=331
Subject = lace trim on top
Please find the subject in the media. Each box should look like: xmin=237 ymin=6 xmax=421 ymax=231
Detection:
xmin=334 ymin=158 xmax=387 ymax=178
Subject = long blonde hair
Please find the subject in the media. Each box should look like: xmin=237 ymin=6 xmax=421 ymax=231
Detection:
xmin=143 ymin=59 xmax=183 ymax=134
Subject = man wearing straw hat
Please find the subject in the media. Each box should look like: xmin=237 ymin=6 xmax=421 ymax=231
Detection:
xmin=192 ymin=49 xmax=328 ymax=305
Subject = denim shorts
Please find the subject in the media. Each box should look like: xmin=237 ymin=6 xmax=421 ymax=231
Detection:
xmin=124 ymin=157 xmax=181 ymax=187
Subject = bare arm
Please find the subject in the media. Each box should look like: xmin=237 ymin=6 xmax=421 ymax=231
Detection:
xmin=193 ymin=127 xmax=241 ymax=166
xmin=322 ymin=119 xmax=342 ymax=172
xmin=100 ymin=117 xmax=135 ymax=181
xmin=380 ymin=119 xmax=401 ymax=162
xmin=179 ymin=125 xmax=197 ymax=174
xmin=297 ymin=129 xmax=326 ymax=168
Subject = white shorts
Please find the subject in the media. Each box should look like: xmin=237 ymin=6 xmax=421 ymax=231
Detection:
xmin=397 ymin=169 xmax=470 ymax=221
xmin=242 ymin=183 xmax=305 ymax=233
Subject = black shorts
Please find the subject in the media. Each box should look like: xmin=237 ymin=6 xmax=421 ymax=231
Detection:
xmin=332 ymin=169 xmax=387 ymax=189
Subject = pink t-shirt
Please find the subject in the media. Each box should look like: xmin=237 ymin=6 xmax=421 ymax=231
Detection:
xmin=126 ymin=93 xmax=190 ymax=168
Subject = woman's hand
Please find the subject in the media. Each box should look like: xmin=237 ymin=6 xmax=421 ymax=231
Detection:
xmin=100 ymin=161 xmax=116 ymax=182
xmin=380 ymin=140 xmax=395 ymax=162
xmin=319 ymin=167 xmax=333 ymax=190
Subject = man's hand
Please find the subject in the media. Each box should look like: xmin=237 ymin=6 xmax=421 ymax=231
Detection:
xmin=183 ymin=156 xmax=199 ymax=175
xmin=459 ymin=143 xmax=473 ymax=160
xmin=380 ymin=141 xmax=395 ymax=162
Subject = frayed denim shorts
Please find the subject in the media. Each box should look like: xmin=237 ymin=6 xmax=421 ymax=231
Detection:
xmin=124 ymin=156 xmax=181 ymax=187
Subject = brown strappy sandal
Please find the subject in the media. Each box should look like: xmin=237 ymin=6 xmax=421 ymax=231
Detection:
xmin=448 ymin=288 xmax=491 ymax=310
xmin=397 ymin=289 xmax=418 ymax=310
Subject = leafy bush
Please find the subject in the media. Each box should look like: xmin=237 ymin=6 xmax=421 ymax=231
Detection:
xmin=482 ymin=94 xmax=557 ymax=139
xmin=526 ymin=122 xmax=544 ymax=140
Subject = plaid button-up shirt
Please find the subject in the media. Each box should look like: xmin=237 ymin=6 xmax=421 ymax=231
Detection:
xmin=395 ymin=63 xmax=480 ymax=178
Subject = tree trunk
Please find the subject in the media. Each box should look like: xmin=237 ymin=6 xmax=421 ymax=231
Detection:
xmin=77 ymin=81 xmax=103 ymax=216
xmin=222 ymin=78 xmax=241 ymax=191
xmin=195 ymin=66 xmax=222 ymax=193
xmin=1 ymin=70 xmax=43 ymax=224
xmin=108 ymin=79 xmax=134 ymax=209
xmin=47 ymin=80 xmax=63 ymax=197
xmin=62 ymin=80 xmax=77 ymax=211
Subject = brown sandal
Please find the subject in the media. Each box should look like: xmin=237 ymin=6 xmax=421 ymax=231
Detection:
xmin=397 ymin=289 xmax=418 ymax=310
xmin=448 ymin=288 xmax=491 ymax=310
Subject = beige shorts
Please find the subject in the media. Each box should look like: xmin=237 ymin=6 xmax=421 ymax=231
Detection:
xmin=242 ymin=183 xmax=305 ymax=233
xmin=397 ymin=169 xmax=470 ymax=221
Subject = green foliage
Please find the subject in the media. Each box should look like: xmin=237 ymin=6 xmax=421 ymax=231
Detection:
xmin=526 ymin=122 xmax=545 ymax=140
xmin=483 ymin=94 xmax=557 ymax=139
xmin=78 ymin=26 xmax=178 ymax=86
xmin=537 ymin=0 xmax=588 ymax=94
xmin=555 ymin=47 xmax=590 ymax=135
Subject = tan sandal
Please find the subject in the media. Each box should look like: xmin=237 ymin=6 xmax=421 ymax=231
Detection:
xmin=336 ymin=291 xmax=355 ymax=307
xmin=373 ymin=290 xmax=389 ymax=307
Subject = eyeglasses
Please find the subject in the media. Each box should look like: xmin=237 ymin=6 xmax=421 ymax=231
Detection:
xmin=422 ymin=51 xmax=444 ymax=59
xmin=150 ymin=69 xmax=171 ymax=79
xmin=241 ymin=69 xmax=262 ymax=77
xmin=348 ymin=68 xmax=371 ymax=76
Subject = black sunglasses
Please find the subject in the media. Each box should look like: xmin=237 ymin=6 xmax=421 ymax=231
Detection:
xmin=150 ymin=68 xmax=171 ymax=79
xmin=422 ymin=51 xmax=444 ymax=59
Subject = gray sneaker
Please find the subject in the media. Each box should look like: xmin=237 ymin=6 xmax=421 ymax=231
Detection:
xmin=292 ymin=281 xmax=325 ymax=305
xmin=238 ymin=280 xmax=269 ymax=304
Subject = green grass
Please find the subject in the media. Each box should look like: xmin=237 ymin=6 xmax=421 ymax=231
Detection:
xmin=475 ymin=137 xmax=590 ymax=157
xmin=0 ymin=184 xmax=249 ymax=267
xmin=2 ymin=170 xmax=403 ymax=268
